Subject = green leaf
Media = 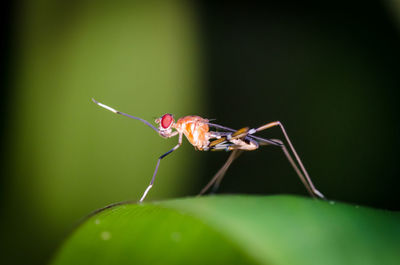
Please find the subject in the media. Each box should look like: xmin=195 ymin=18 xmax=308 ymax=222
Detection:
xmin=51 ymin=195 xmax=400 ymax=265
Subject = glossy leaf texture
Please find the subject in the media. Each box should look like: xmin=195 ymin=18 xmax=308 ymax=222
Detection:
xmin=51 ymin=195 xmax=400 ymax=265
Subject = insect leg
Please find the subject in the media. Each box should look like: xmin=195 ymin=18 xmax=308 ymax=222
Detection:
xmin=208 ymin=128 xmax=260 ymax=191
xmin=211 ymin=150 xmax=243 ymax=193
xmin=200 ymin=128 xmax=260 ymax=195
xmin=139 ymin=133 xmax=183 ymax=202
xmin=250 ymin=121 xmax=325 ymax=199
xmin=92 ymin=98 xmax=159 ymax=133
xmin=198 ymin=149 xmax=242 ymax=196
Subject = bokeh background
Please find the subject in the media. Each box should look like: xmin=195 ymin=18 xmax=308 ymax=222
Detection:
xmin=1 ymin=1 xmax=400 ymax=265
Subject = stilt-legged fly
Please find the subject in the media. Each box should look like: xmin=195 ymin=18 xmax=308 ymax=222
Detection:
xmin=92 ymin=98 xmax=325 ymax=202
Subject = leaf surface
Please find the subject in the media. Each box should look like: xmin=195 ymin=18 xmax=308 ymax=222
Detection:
xmin=51 ymin=195 xmax=400 ymax=265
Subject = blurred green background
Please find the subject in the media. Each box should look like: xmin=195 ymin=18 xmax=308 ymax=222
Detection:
xmin=1 ymin=1 xmax=399 ymax=265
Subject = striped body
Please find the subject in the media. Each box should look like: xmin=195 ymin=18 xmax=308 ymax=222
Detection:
xmin=174 ymin=116 xmax=210 ymax=150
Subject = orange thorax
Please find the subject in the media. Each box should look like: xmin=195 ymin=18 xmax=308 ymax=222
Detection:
xmin=174 ymin=116 xmax=210 ymax=150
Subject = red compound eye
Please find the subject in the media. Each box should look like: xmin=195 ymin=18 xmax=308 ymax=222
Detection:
xmin=161 ymin=114 xmax=173 ymax=129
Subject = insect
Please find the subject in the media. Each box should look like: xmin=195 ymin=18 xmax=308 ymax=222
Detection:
xmin=92 ymin=98 xmax=325 ymax=202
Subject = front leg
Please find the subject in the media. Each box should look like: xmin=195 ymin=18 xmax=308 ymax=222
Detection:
xmin=139 ymin=133 xmax=183 ymax=202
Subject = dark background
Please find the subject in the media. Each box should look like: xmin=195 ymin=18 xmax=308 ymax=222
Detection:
xmin=198 ymin=1 xmax=400 ymax=210
xmin=1 ymin=1 xmax=399 ymax=265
